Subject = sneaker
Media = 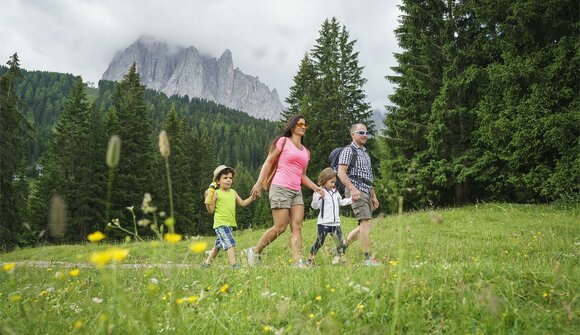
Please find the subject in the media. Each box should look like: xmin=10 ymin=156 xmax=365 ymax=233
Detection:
xmin=293 ymin=259 xmax=306 ymax=268
xmin=246 ymin=247 xmax=259 ymax=266
xmin=331 ymin=255 xmax=341 ymax=265
xmin=363 ymin=257 xmax=380 ymax=266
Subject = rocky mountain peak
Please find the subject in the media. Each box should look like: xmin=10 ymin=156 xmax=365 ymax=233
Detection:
xmin=102 ymin=38 xmax=283 ymax=120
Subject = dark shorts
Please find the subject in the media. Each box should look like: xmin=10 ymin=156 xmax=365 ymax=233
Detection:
xmin=213 ymin=226 xmax=236 ymax=250
xmin=269 ymin=184 xmax=304 ymax=209
xmin=345 ymin=188 xmax=372 ymax=221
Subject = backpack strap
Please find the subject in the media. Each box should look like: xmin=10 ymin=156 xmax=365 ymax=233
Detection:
xmin=346 ymin=144 xmax=358 ymax=176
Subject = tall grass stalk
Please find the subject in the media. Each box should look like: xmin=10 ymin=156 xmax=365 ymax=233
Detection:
xmin=105 ymin=135 xmax=120 ymax=226
xmin=159 ymin=130 xmax=174 ymax=229
xmin=390 ymin=195 xmax=405 ymax=334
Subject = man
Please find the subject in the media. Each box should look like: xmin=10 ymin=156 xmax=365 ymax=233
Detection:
xmin=337 ymin=123 xmax=380 ymax=266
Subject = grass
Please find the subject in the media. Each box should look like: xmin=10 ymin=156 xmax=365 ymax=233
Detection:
xmin=1 ymin=203 xmax=579 ymax=334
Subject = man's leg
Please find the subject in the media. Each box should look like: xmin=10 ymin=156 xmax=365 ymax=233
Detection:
xmin=359 ymin=218 xmax=372 ymax=254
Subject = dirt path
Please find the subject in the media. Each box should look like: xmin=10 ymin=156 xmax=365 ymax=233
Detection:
xmin=3 ymin=261 xmax=198 ymax=269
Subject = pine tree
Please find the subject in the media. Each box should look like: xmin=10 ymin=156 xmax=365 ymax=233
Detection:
xmin=284 ymin=54 xmax=317 ymax=121
xmin=0 ymin=53 xmax=33 ymax=249
xmin=194 ymin=128 xmax=216 ymax=235
xmin=158 ymin=104 xmax=197 ymax=234
xmin=28 ymin=78 xmax=106 ymax=241
xmin=108 ymin=63 xmax=155 ymax=226
xmin=286 ymin=17 xmax=374 ymax=175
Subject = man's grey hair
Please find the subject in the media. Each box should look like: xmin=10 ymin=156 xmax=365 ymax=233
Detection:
xmin=350 ymin=123 xmax=366 ymax=132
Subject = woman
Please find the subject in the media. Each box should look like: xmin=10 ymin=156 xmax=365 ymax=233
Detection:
xmin=247 ymin=115 xmax=323 ymax=267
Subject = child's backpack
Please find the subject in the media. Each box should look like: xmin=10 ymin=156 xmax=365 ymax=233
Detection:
xmin=328 ymin=144 xmax=358 ymax=194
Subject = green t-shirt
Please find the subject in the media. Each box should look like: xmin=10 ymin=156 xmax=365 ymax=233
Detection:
xmin=213 ymin=189 xmax=237 ymax=229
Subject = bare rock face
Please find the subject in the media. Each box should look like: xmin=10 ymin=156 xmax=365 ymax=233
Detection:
xmin=102 ymin=37 xmax=283 ymax=120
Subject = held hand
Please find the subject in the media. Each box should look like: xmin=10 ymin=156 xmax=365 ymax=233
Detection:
xmin=350 ymin=187 xmax=362 ymax=201
xmin=251 ymin=183 xmax=262 ymax=198
xmin=314 ymin=186 xmax=324 ymax=198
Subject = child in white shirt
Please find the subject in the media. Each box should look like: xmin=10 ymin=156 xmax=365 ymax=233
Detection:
xmin=306 ymin=167 xmax=352 ymax=266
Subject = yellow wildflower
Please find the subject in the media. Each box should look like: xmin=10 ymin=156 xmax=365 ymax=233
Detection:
xmin=357 ymin=304 xmax=364 ymax=310
xmin=147 ymin=283 xmax=159 ymax=293
xmin=164 ymin=232 xmax=182 ymax=244
xmin=315 ymin=295 xmax=322 ymax=302
xmin=69 ymin=269 xmax=80 ymax=277
xmin=89 ymin=248 xmax=129 ymax=267
xmin=89 ymin=250 xmax=112 ymax=268
xmin=189 ymin=241 xmax=208 ymax=253
xmin=73 ymin=320 xmax=83 ymax=329
xmin=110 ymin=248 xmax=129 ymax=262
xmin=87 ymin=231 xmax=106 ymax=242
xmin=2 ymin=262 xmax=15 ymax=273
xmin=176 ymin=298 xmax=185 ymax=304
xmin=220 ymin=283 xmax=230 ymax=294
xmin=263 ymin=325 xmax=271 ymax=332
xmin=309 ymin=313 xmax=315 ymax=319
xmin=389 ymin=260 xmax=399 ymax=266
xmin=10 ymin=295 xmax=21 ymax=302
xmin=186 ymin=295 xmax=199 ymax=303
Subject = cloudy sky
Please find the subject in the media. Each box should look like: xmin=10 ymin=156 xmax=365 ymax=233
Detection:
xmin=1 ymin=0 xmax=402 ymax=112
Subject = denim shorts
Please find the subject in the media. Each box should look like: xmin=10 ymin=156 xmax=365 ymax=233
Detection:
xmin=213 ymin=226 xmax=236 ymax=250
xmin=269 ymin=184 xmax=304 ymax=209
xmin=345 ymin=188 xmax=372 ymax=221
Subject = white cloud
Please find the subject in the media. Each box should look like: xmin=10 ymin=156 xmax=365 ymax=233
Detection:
xmin=0 ymin=0 xmax=401 ymax=111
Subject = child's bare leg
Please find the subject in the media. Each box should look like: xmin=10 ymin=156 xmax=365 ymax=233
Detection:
xmin=204 ymin=247 xmax=219 ymax=265
xmin=226 ymin=247 xmax=237 ymax=265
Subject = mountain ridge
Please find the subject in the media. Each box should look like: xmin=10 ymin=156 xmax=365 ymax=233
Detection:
xmin=102 ymin=37 xmax=283 ymax=120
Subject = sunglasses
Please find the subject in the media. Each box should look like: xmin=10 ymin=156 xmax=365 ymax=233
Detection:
xmin=296 ymin=122 xmax=309 ymax=129
xmin=353 ymin=130 xmax=369 ymax=136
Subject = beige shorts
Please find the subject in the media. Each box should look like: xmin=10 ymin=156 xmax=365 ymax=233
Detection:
xmin=269 ymin=184 xmax=304 ymax=209
xmin=345 ymin=188 xmax=372 ymax=221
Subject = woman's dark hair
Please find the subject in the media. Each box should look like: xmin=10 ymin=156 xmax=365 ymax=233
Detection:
xmin=268 ymin=114 xmax=306 ymax=152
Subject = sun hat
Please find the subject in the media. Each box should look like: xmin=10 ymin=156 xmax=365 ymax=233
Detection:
xmin=213 ymin=165 xmax=235 ymax=181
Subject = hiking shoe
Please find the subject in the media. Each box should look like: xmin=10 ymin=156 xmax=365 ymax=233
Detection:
xmin=331 ymin=255 xmax=341 ymax=265
xmin=363 ymin=257 xmax=381 ymax=266
xmin=246 ymin=247 xmax=259 ymax=266
xmin=293 ymin=259 xmax=306 ymax=268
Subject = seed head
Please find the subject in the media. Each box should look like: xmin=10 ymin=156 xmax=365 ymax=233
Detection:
xmin=106 ymin=135 xmax=121 ymax=168
xmin=159 ymin=131 xmax=170 ymax=157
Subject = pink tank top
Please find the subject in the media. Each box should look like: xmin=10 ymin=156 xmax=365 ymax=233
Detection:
xmin=271 ymin=137 xmax=310 ymax=191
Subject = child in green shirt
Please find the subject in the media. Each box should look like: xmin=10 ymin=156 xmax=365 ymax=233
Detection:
xmin=203 ymin=165 xmax=255 ymax=269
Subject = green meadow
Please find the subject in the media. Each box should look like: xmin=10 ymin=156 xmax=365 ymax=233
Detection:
xmin=1 ymin=203 xmax=579 ymax=334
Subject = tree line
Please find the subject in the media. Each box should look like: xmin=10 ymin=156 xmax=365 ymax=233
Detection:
xmin=0 ymin=61 xmax=279 ymax=249
xmin=381 ymin=0 xmax=579 ymax=210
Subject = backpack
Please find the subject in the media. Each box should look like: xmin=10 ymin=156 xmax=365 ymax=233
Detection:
xmin=328 ymin=144 xmax=358 ymax=194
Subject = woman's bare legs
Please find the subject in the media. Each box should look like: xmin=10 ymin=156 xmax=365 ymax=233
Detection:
xmin=288 ymin=205 xmax=304 ymax=263
xmin=254 ymin=208 xmax=290 ymax=254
